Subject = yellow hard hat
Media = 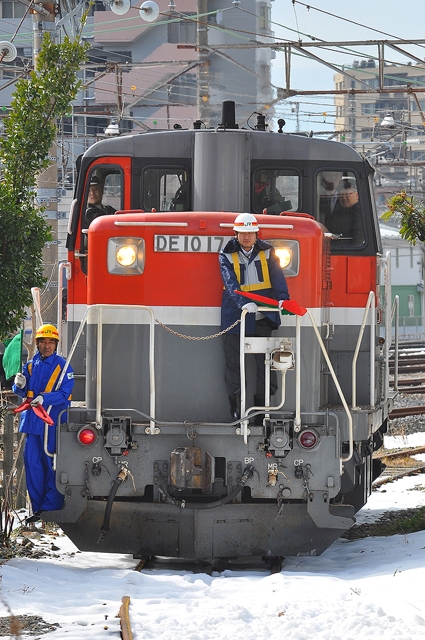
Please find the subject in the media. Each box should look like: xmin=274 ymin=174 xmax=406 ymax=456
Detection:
xmin=35 ymin=324 xmax=59 ymax=341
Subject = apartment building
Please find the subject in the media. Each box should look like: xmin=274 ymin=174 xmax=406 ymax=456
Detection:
xmin=334 ymin=59 xmax=425 ymax=201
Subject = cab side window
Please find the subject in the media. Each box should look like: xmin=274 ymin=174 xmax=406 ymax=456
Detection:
xmin=317 ymin=170 xmax=365 ymax=247
xmin=83 ymin=167 xmax=123 ymax=229
xmin=252 ymin=169 xmax=299 ymax=214
xmin=143 ymin=168 xmax=190 ymax=212
xmin=80 ymin=167 xmax=124 ymax=274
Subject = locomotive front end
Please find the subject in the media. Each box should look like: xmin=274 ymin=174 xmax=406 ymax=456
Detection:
xmin=46 ymin=210 xmax=358 ymax=559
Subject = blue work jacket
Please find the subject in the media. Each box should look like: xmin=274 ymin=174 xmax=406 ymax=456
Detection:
xmin=12 ymin=351 xmax=74 ymax=436
xmin=219 ymin=237 xmax=290 ymax=335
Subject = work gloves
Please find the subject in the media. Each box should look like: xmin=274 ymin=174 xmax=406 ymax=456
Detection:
xmin=14 ymin=373 xmax=26 ymax=389
xmin=242 ymin=303 xmax=258 ymax=313
xmin=30 ymin=395 xmax=44 ymax=407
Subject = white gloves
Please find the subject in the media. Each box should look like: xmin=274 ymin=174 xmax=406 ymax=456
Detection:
xmin=242 ymin=302 xmax=258 ymax=313
xmin=278 ymin=300 xmax=285 ymax=309
xmin=30 ymin=395 xmax=44 ymax=407
xmin=14 ymin=373 xmax=26 ymax=389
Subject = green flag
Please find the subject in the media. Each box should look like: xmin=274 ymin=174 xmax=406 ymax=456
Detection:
xmin=2 ymin=330 xmax=23 ymax=380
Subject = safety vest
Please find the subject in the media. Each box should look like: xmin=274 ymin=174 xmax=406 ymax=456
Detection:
xmin=229 ymin=249 xmax=272 ymax=292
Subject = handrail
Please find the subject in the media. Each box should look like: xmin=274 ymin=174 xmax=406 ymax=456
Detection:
xmin=351 ymin=290 xmax=375 ymax=410
xmin=57 ymin=261 xmax=71 ymax=356
xmin=239 ymin=307 xmax=293 ymax=444
xmin=44 ymin=305 xmax=91 ymax=462
xmin=391 ymin=295 xmax=400 ymax=391
xmin=383 ymin=251 xmax=392 ymax=403
xmin=295 ymin=314 xmax=301 ymax=432
xmin=306 ymin=310 xmax=353 ymax=463
xmin=239 ymin=306 xmax=353 ymax=462
xmin=86 ymin=305 xmax=156 ymax=433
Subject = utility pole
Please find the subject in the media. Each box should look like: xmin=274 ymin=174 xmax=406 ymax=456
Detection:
xmin=32 ymin=3 xmax=58 ymax=325
xmin=196 ymin=0 xmax=209 ymax=123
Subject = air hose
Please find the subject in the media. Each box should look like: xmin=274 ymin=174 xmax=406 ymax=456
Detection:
xmin=98 ymin=467 xmax=129 ymax=543
xmin=159 ymin=464 xmax=255 ymax=510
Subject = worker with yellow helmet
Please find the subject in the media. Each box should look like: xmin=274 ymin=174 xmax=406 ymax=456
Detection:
xmin=13 ymin=324 xmax=74 ymax=523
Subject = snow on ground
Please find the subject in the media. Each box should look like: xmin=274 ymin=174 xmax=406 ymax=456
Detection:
xmin=2 ymin=474 xmax=425 ymax=639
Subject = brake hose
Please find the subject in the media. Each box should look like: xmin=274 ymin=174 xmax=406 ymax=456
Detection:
xmin=98 ymin=467 xmax=129 ymax=543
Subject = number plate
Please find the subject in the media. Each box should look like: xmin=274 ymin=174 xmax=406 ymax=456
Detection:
xmin=154 ymin=235 xmax=227 ymax=253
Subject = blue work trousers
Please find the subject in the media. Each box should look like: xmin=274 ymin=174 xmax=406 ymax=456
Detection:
xmin=23 ymin=432 xmax=64 ymax=513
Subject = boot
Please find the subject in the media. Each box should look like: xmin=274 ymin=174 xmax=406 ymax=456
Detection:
xmin=254 ymin=395 xmax=266 ymax=426
xmin=228 ymin=394 xmax=241 ymax=421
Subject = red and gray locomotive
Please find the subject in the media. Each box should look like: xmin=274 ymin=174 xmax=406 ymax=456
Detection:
xmin=42 ymin=101 xmax=393 ymax=560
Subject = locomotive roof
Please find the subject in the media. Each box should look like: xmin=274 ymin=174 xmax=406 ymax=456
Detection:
xmin=83 ymin=128 xmax=363 ymax=164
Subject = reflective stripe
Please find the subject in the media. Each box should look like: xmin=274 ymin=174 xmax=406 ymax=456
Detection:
xmin=230 ymin=250 xmax=271 ymax=291
xmin=27 ymin=390 xmax=34 ymax=398
xmin=28 ymin=362 xmax=32 ymax=376
xmin=231 ymin=252 xmax=241 ymax=283
xmin=44 ymin=364 xmax=61 ymax=393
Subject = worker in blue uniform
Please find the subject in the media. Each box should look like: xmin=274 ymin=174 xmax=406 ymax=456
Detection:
xmin=219 ymin=213 xmax=290 ymax=422
xmin=12 ymin=324 xmax=74 ymax=523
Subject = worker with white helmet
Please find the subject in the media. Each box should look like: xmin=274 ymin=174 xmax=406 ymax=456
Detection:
xmin=12 ymin=324 xmax=74 ymax=523
xmin=219 ymin=213 xmax=289 ymax=422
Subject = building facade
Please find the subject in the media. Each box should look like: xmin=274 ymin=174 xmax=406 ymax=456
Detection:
xmin=334 ymin=60 xmax=425 ymax=209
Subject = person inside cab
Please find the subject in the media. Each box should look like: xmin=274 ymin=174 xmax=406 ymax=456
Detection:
xmin=85 ymin=176 xmax=116 ymax=226
xmin=253 ymin=170 xmax=292 ymax=214
xmin=219 ymin=213 xmax=289 ymax=423
xmin=325 ymin=177 xmax=364 ymax=246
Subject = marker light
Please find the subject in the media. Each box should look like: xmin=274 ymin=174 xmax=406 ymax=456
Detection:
xmin=275 ymin=247 xmax=292 ymax=269
xmin=299 ymin=430 xmax=318 ymax=449
xmin=78 ymin=427 xmax=97 ymax=446
xmin=116 ymin=245 xmax=137 ymax=267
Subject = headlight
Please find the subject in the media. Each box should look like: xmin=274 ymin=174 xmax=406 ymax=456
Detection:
xmin=107 ymin=237 xmax=145 ymax=275
xmin=116 ymin=245 xmax=137 ymax=267
xmin=268 ymin=239 xmax=299 ymax=277
xmin=275 ymin=247 xmax=292 ymax=269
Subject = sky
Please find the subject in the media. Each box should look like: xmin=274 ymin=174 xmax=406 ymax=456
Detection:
xmin=3 ymin=432 xmax=425 ymax=639
xmin=270 ymin=0 xmax=425 ymax=132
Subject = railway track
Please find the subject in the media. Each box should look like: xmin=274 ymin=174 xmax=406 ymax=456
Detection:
xmin=389 ymin=343 xmax=425 ymax=376
xmin=372 ymin=445 xmax=425 ymax=487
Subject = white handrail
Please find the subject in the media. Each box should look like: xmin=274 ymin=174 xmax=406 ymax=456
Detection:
xmin=306 ymin=310 xmax=353 ymax=463
xmin=351 ymin=291 xmax=375 ymax=410
xmin=57 ymin=261 xmax=71 ymax=356
xmin=87 ymin=305 xmax=156 ymax=434
xmin=391 ymin=295 xmax=399 ymax=391
xmin=383 ymin=251 xmax=392 ymax=403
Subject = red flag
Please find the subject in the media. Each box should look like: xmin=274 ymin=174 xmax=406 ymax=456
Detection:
xmin=235 ymin=290 xmax=307 ymax=316
xmin=32 ymin=404 xmax=54 ymax=426
xmin=12 ymin=399 xmax=54 ymax=425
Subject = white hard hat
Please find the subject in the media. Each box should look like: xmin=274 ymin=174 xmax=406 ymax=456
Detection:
xmin=233 ymin=213 xmax=259 ymax=232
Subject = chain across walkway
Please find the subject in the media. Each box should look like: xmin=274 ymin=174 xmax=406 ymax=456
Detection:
xmin=155 ymin=318 xmax=241 ymax=340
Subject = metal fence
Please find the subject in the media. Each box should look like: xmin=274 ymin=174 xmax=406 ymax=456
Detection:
xmin=396 ymin=316 xmax=425 ymax=342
